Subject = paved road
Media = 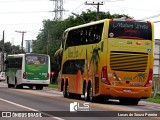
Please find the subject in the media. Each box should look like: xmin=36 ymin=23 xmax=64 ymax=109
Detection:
xmin=0 ymin=82 xmax=159 ymax=120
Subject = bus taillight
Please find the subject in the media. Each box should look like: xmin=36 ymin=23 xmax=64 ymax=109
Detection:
xmin=47 ymin=73 xmax=50 ymax=80
xmin=144 ymin=69 xmax=153 ymax=87
xmin=23 ymin=72 xmax=26 ymax=79
xmin=101 ymin=66 xmax=110 ymax=85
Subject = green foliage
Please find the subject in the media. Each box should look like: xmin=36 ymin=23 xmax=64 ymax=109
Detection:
xmin=0 ymin=40 xmax=21 ymax=54
xmin=144 ymin=96 xmax=160 ymax=104
xmin=32 ymin=10 xmax=131 ymax=70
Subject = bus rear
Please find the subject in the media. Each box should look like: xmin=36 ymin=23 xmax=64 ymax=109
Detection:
xmin=23 ymin=54 xmax=50 ymax=89
xmin=101 ymin=19 xmax=154 ymax=104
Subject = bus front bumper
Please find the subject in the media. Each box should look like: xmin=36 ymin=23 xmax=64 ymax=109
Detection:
xmin=22 ymin=79 xmax=50 ymax=85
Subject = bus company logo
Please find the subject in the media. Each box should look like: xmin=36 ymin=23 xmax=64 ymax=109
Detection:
xmin=70 ymin=102 xmax=90 ymax=112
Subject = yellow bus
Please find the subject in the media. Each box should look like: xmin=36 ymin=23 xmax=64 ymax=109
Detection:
xmin=56 ymin=18 xmax=154 ymax=105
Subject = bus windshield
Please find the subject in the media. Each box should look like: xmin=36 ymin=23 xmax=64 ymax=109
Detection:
xmin=108 ymin=21 xmax=152 ymax=40
xmin=26 ymin=55 xmax=48 ymax=65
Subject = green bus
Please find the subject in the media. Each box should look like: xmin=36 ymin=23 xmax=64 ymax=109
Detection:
xmin=5 ymin=53 xmax=50 ymax=90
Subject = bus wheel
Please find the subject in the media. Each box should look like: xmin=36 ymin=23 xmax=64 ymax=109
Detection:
xmin=66 ymin=84 xmax=71 ymax=98
xmin=88 ymin=85 xmax=96 ymax=102
xmin=89 ymin=86 xmax=93 ymax=102
xmin=14 ymin=78 xmax=18 ymax=89
xmin=7 ymin=78 xmax=12 ymax=88
xmin=63 ymin=84 xmax=67 ymax=97
xmin=84 ymin=85 xmax=89 ymax=101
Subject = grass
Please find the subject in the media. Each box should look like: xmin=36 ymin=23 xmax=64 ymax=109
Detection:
xmin=47 ymin=84 xmax=58 ymax=89
xmin=143 ymin=94 xmax=160 ymax=104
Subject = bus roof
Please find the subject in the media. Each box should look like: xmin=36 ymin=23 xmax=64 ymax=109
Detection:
xmin=65 ymin=19 xmax=106 ymax=32
xmin=7 ymin=53 xmax=49 ymax=57
xmin=64 ymin=18 xmax=152 ymax=32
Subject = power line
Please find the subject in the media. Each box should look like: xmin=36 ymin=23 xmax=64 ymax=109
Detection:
xmin=0 ymin=0 xmax=48 ymax=2
xmin=0 ymin=11 xmax=51 ymax=14
xmin=85 ymin=1 xmax=104 ymax=20
xmin=0 ymin=23 xmax=42 ymax=26
xmin=141 ymin=14 xmax=160 ymax=20
xmin=106 ymin=5 xmax=160 ymax=13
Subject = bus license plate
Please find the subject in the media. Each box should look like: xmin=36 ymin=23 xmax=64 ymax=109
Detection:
xmin=123 ymin=89 xmax=131 ymax=93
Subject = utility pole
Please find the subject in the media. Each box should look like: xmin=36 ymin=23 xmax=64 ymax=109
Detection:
xmin=85 ymin=1 xmax=103 ymax=21
xmin=15 ymin=31 xmax=26 ymax=53
xmin=47 ymin=30 xmax=49 ymax=55
xmin=1 ymin=31 xmax=4 ymax=72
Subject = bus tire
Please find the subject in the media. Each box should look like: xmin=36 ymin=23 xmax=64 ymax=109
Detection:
xmin=63 ymin=84 xmax=67 ymax=97
xmin=88 ymin=84 xmax=97 ymax=102
xmin=88 ymin=86 xmax=94 ymax=102
xmin=14 ymin=78 xmax=18 ymax=89
xmin=84 ymin=84 xmax=89 ymax=101
xmin=7 ymin=77 xmax=12 ymax=88
xmin=66 ymin=83 xmax=71 ymax=98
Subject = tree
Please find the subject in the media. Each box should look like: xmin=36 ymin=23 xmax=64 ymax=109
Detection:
xmin=32 ymin=10 xmax=131 ymax=75
xmin=0 ymin=40 xmax=21 ymax=54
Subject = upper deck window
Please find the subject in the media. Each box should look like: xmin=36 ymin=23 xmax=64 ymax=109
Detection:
xmin=108 ymin=21 xmax=152 ymax=40
xmin=65 ymin=23 xmax=104 ymax=49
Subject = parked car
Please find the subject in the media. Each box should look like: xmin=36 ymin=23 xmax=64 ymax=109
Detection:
xmin=0 ymin=72 xmax=5 ymax=81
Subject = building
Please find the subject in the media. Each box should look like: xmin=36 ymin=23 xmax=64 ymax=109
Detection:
xmin=154 ymin=39 xmax=160 ymax=78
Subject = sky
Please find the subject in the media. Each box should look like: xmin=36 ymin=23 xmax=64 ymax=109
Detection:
xmin=0 ymin=0 xmax=160 ymax=47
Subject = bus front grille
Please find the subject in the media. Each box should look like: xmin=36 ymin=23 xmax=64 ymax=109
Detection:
xmin=110 ymin=51 xmax=148 ymax=72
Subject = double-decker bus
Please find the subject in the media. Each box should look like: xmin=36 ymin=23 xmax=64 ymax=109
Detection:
xmin=5 ymin=53 xmax=50 ymax=90
xmin=56 ymin=18 xmax=154 ymax=105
